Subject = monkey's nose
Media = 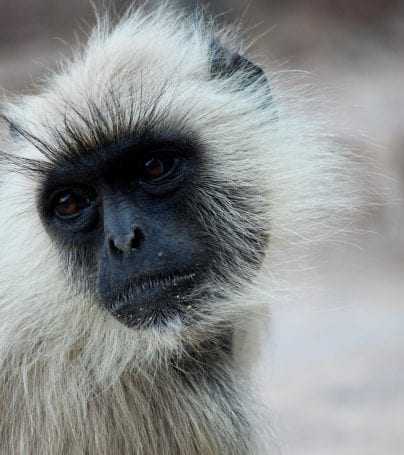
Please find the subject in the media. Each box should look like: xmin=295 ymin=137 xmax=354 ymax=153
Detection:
xmin=107 ymin=227 xmax=144 ymax=257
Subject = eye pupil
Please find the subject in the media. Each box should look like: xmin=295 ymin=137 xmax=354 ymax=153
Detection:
xmin=56 ymin=194 xmax=78 ymax=216
xmin=144 ymin=157 xmax=165 ymax=179
xmin=53 ymin=192 xmax=89 ymax=218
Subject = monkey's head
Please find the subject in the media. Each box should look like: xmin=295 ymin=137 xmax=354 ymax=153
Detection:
xmin=0 ymin=8 xmax=347 ymax=367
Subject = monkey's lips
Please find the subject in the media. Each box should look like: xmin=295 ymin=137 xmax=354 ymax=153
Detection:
xmin=107 ymin=271 xmax=197 ymax=329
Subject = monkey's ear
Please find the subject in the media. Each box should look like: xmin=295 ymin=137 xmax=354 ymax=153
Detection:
xmin=209 ymin=37 xmax=272 ymax=104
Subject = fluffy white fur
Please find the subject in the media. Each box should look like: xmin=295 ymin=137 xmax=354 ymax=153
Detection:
xmin=0 ymin=5 xmax=353 ymax=454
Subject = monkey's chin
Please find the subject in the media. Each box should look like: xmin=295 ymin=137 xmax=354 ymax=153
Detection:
xmin=111 ymin=298 xmax=186 ymax=330
xmin=106 ymin=273 xmax=196 ymax=329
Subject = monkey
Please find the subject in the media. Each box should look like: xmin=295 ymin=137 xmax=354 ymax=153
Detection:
xmin=0 ymin=5 xmax=352 ymax=454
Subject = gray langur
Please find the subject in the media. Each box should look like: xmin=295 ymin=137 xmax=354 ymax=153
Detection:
xmin=0 ymin=5 xmax=351 ymax=454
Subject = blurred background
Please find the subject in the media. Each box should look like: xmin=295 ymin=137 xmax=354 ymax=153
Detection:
xmin=0 ymin=0 xmax=402 ymax=453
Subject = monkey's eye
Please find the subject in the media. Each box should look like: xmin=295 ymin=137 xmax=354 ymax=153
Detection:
xmin=51 ymin=189 xmax=94 ymax=219
xmin=141 ymin=155 xmax=177 ymax=181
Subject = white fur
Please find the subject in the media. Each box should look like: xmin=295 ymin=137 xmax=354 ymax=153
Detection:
xmin=0 ymin=5 xmax=354 ymax=454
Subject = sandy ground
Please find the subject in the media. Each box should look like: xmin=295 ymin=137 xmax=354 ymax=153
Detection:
xmin=0 ymin=2 xmax=403 ymax=453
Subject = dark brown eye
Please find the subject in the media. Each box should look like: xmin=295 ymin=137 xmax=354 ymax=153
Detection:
xmin=142 ymin=156 xmax=175 ymax=180
xmin=52 ymin=191 xmax=91 ymax=218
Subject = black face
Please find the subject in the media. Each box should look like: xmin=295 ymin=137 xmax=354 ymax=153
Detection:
xmin=39 ymin=131 xmax=211 ymax=329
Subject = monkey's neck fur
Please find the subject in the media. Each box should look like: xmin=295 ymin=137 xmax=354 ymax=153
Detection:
xmin=0 ymin=325 xmax=264 ymax=454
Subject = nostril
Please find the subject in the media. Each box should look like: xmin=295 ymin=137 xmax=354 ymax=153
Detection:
xmin=130 ymin=227 xmax=144 ymax=250
xmin=108 ymin=237 xmax=123 ymax=256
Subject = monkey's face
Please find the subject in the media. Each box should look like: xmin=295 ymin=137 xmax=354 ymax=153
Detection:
xmin=38 ymin=132 xmax=208 ymax=329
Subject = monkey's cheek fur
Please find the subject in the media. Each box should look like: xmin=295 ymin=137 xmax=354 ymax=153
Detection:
xmin=102 ymin=273 xmax=197 ymax=329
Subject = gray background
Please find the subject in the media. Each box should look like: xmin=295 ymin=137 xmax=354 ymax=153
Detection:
xmin=1 ymin=1 xmax=403 ymax=453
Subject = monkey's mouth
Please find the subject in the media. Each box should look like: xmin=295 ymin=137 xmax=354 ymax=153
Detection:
xmin=107 ymin=271 xmax=197 ymax=329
